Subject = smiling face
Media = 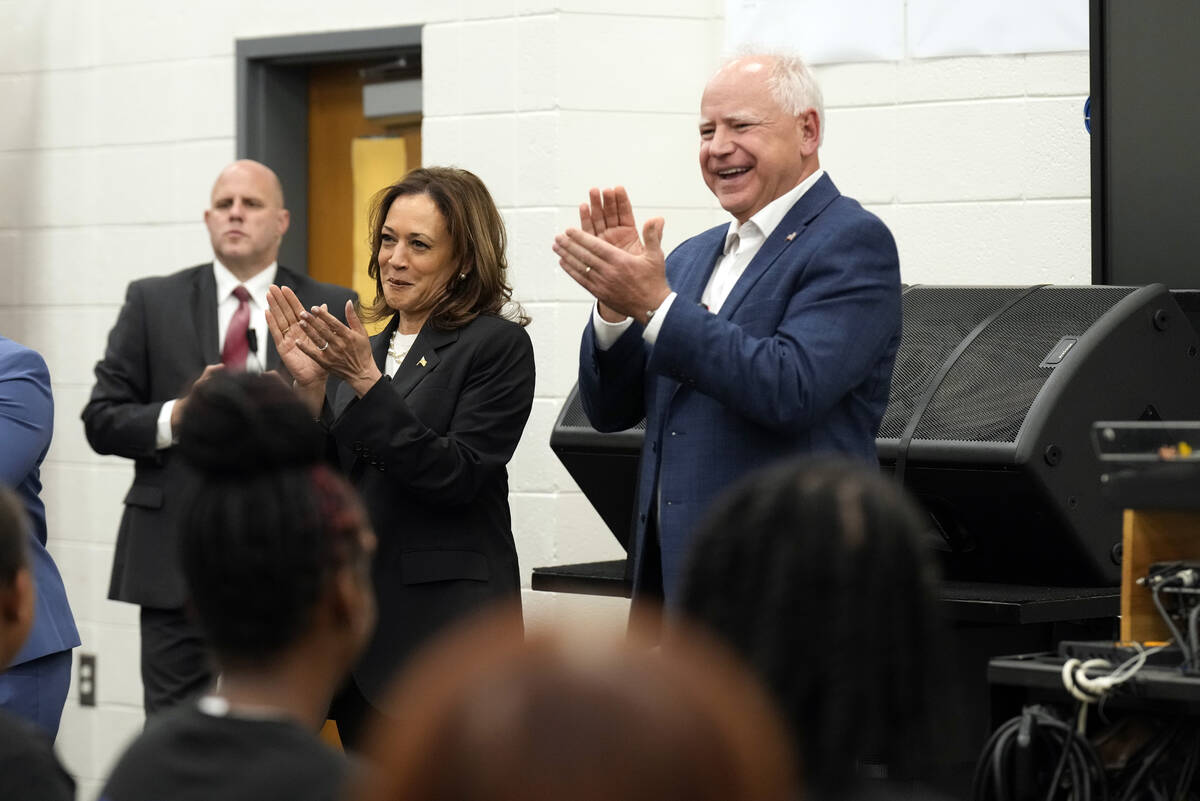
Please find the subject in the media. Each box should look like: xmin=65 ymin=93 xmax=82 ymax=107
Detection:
xmin=698 ymin=58 xmax=820 ymax=225
xmin=377 ymin=193 xmax=462 ymax=333
xmin=203 ymin=161 xmax=290 ymax=279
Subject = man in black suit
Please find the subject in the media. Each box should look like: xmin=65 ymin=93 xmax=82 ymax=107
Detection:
xmin=83 ymin=159 xmax=357 ymax=715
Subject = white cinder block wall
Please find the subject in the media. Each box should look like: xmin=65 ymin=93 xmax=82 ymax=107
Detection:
xmin=0 ymin=1 xmax=1089 ymax=797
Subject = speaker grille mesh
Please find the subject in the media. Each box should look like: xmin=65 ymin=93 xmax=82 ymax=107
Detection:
xmin=878 ymin=288 xmax=1029 ymax=439
xmin=559 ymin=390 xmax=647 ymax=432
xmin=911 ymin=287 xmax=1136 ymax=443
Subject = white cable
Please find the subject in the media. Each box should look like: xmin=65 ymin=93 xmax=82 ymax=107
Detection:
xmin=1060 ymin=643 xmax=1170 ymax=706
xmin=1065 ymin=657 xmax=1108 ymax=700
xmin=1074 ymin=658 xmax=1119 ymax=694
xmin=1061 ymin=658 xmax=1108 ymax=704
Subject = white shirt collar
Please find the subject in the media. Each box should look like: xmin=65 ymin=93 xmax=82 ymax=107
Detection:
xmin=723 ymin=168 xmax=826 ymax=254
xmin=212 ymin=259 xmax=278 ymax=309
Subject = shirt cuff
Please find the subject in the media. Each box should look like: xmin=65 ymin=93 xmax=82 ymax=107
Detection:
xmin=156 ymin=400 xmax=177 ymax=450
xmin=591 ymin=303 xmax=633 ymax=352
xmin=641 ymin=292 xmax=677 ymax=346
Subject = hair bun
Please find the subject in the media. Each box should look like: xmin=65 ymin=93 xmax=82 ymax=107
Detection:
xmin=177 ymin=372 xmax=323 ymax=478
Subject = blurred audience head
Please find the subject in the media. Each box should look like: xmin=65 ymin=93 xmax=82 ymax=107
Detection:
xmin=350 ymin=608 xmax=797 ymax=801
xmin=176 ymin=372 xmax=375 ymax=673
xmin=679 ymin=456 xmax=949 ymax=792
xmin=0 ymin=486 xmax=33 ymax=669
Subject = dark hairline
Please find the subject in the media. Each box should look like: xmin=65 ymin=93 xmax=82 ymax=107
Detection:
xmin=360 ymin=168 xmax=528 ymax=329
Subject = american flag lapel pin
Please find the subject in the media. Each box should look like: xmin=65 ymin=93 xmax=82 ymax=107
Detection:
xmin=418 ymin=356 xmax=428 ymax=367
xmin=785 ymin=231 xmax=797 ymax=242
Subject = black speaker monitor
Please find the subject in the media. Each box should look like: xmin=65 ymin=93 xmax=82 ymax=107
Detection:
xmin=550 ymin=284 xmax=1200 ymax=586
xmin=550 ymin=391 xmax=642 ymax=552
xmin=882 ymin=284 xmax=1200 ymax=585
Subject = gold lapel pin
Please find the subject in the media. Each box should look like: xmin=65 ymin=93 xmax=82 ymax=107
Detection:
xmin=785 ymin=231 xmax=797 ymax=242
xmin=418 ymin=356 xmax=427 ymax=367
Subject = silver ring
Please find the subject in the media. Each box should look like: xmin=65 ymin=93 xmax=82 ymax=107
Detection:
xmin=584 ymin=266 xmax=592 ymax=274
xmin=318 ymin=341 xmax=329 ymax=351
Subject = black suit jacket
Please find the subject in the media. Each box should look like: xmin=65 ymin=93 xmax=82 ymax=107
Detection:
xmin=82 ymin=263 xmax=357 ymax=608
xmin=324 ymin=312 xmax=534 ymax=703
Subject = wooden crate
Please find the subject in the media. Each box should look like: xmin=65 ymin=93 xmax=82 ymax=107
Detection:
xmin=1120 ymin=509 xmax=1200 ymax=642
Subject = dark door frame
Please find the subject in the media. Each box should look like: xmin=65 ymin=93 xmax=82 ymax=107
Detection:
xmin=236 ymin=26 xmax=421 ymax=274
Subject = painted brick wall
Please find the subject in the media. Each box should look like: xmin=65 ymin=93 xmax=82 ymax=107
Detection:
xmin=0 ymin=1 xmax=1089 ymax=797
xmin=815 ymin=54 xmax=1091 ymax=285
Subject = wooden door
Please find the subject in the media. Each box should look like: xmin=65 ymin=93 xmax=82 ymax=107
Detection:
xmin=307 ymin=62 xmax=421 ymax=302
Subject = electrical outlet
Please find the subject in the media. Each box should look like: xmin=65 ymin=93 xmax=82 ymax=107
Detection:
xmin=78 ymin=653 xmax=96 ymax=707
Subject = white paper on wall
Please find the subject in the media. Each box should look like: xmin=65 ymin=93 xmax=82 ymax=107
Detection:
xmin=907 ymin=0 xmax=1088 ymax=58
xmin=724 ymin=0 xmax=904 ymax=64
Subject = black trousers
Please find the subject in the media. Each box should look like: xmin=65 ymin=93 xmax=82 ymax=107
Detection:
xmin=327 ymin=674 xmax=381 ymax=751
xmin=139 ymin=606 xmax=213 ymax=716
xmin=632 ymin=512 xmax=664 ymax=602
xmin=628 ymin=508 xmax=666 ymax=642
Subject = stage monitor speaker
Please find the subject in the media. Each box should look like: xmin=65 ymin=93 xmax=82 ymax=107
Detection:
xmin=882 ymin=284 xmax=1200 ymax=585
xmin=550 ymin=389 xmax=642 ymax=552
xmin=550 ymin=284 xmax=1200 ymax=585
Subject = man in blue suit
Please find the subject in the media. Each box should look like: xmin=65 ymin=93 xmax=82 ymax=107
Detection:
xmin=554 ymin=52 xmax=902 ymax=602
xmin=0 ymin=335 xmax=80 ymax=738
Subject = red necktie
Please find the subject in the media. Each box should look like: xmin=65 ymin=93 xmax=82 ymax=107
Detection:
xmin=222 ymin=285 xmax=251 ymax=371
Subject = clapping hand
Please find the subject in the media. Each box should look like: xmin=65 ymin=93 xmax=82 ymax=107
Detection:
xmin=553 ymin=186 xmax=671 ymax=325
xmin=266 ymin=285 xmax=327 ymax=389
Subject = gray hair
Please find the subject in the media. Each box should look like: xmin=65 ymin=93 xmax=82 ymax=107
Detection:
xmin=725 ymin=50 xmax=825 ymax=145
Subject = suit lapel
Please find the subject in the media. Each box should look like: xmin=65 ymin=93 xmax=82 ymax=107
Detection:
xmin=191 ymin=264 xmax=220 ymax=365
xmin=718 ymin=174 xmax=841 ymax=320
xmin=678 ymin=228 xmax=727 ymax=307
xmin=373 ymin=313 xmax=397 ymax=377
xmin=391 ymin=323 xmax=458 ymax=398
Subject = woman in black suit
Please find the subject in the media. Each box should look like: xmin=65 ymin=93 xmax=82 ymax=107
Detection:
xmin=265 ymin=167 xmax=534 ymax=747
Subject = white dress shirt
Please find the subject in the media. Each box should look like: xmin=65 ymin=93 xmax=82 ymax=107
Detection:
xmin=592 ymin=168 xmax=826 ymax=350
xmin=212 ymin=260 xmax=277 ymax=371
xmin=385 ymin=331 xmax=419 ymax=378
xmin=155 ymin=261 xmax=279 ymax=449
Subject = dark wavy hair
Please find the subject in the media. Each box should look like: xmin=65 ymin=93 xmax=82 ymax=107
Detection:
xmin=360 ymin=167 xmax=529 ymax=330
xmin=678 ymin=457 xmax=952 ymax=793
xmin=176 ymin=372 xmax=369 ymax=668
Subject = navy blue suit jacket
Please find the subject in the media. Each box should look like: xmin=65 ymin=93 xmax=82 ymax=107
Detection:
xmin=0 ymin=336 xmax=80 ymax=666
xmin=578 ymin=175 xmax=902 ymax=600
